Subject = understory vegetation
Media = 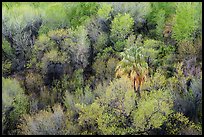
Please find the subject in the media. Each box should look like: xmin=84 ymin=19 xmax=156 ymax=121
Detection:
xmin=2 ymin=2 xmax=202 ymax=135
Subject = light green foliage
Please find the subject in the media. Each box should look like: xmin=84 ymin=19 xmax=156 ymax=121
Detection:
xmin=65 ymin=2 xmax=99 ymax=28
xmin=32 ymin=29 xmax=70 ymax=72
xmin=97 ymin=3 xmax=113 ymax=20
xmin=114 ymin=40 xmax=127 ymax=52
xmin=18 ymin=104 xmax=69 ymax=135
xmin=48 ymin=29 xmax=69 ymax=42
xmin=141 ymin=39 xmax=175 ymax=76
xmin=75 ymin=86 xmax=95 ymax=105
xmin=146 ymin=2 xmax=176 ymax=39
xmin=142 ymin=69 xmax=167 ymax=91
xmin=126 ymin=34 xmax=136 ymax=47
xmin=2 ymin=39 xmax=13 ymax=59
xmin=93 ymin=56 xmax=119 ymax=85
xmin=63 ymin=86 xmax=95 ymax=112
xmin=94 ymin=32 xmax=109 ymax=54
xmin=82 ymin=86 xmax=96 ymax=105
xmin=2 ymin=4 xmax=39 ymax=53
xmin=172 ymin=2 xmax=199 ymax=42
xmin=97 ymin=112 xmax=133 ymax=135
xmin=97 ymin=112 xmax=117 ymax=135
xmin=110 ymin=13 xmax=134 ymax=51
xmin=2 ymin=4 xmax=40 ymax=33
xmin=2 ymin=77 xmax=29 ymax=134
xmin=32 ymin=26 xmax=90 ymax=76
xmin=63 ymin=91 xmax=77 ymax=111
xmin=9 ymin=92 xmax=29 ymax=124
xmin=76 ymin=102 xmax=104 ymax=134
xmin=110 ymin=13 xmax=134 ymax=40
xmin=2 ymin=77 xmax=25 ymax=111
xmin=64 ymin=111 xmax=80 ymax=135
xmin=93 ymin=58 xmax=106 ymax=83
xmin=125 ymin=34 xmax=143 ymax=49
xmin=147 ymin=2 xmax=175 ymax=24
xmin=168 ymin=62 xmax=188 ymax=93
xmin=157 ymin=44 xmax=175 ymax=65
xmin=132 ymin=89 xmax=173 ymax=133
xmin=124 ymin=87 xmax=137 ymax=116
xmin=42 ymin=49 xmax=66 ymax=63
xmin=68 ymin=69 xmax=84 ymax=92
xmin=93 ymin=82 xmax=108 ymax=98
xmin=30 ymin=34 xmax=55 ymax=69
xmin=105 ymin=57 xmax=120 ymax=81
xmin=2 ymin=60 xmax=12 ymax=76
xmin=143 ymin=38 xmax=159 ymax=50
xmin=34 ymin=34 xmax=54 ymax=51
xmin=52 ymin=74 xmax=70 ymax=93
xmin=194 ymin=3 xmax=202 ymax=34
xmin=40 ymin=3 xmax=68 ymax=34
xmin=155 ymin=9 xmax=165 ymax=39
xmin=110 ymin=2 xmax=151 ymax=20
xmin=166 ymin=112 xmax=202 ymax=135
xmin=149 ymin=2 xmax=175 ymax=19
xmin=96 ymin=77 xmax=136 ymax=135
xmin=96 ymin=46 xmax=116 ymax=61
xmin=2 ymin=2 xmax=21 ymax=9
xmin=103 ymin=77 xmax=134 ymax=111
xmin=142 ymin=39 xmax=161 ymax=61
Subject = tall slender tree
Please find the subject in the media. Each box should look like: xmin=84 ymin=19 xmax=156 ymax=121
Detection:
xmin=115 ymin=38 xmax=148 ymax=97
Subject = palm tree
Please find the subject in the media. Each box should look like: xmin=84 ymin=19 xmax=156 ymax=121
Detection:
xmin=115 ymin=45 xmax=148 ymax=97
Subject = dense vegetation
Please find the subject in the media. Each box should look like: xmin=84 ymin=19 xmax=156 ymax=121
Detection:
xmin=2 ymin=2 xmax=202 ymax=135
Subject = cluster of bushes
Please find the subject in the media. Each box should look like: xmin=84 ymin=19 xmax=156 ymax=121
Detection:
xmin=2 ymin=2 xmax=202 ymax=135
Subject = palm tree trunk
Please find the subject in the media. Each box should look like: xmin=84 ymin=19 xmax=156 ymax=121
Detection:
xmin=134 ymin=77 xmax=141 ymax=98
xmin=134 ymin=85 xmax=136 ymax=94
xmin=133 ymin=77 xmax=137 ymax=93
xmin=137 ymin=84 xmax=141 ymax=98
